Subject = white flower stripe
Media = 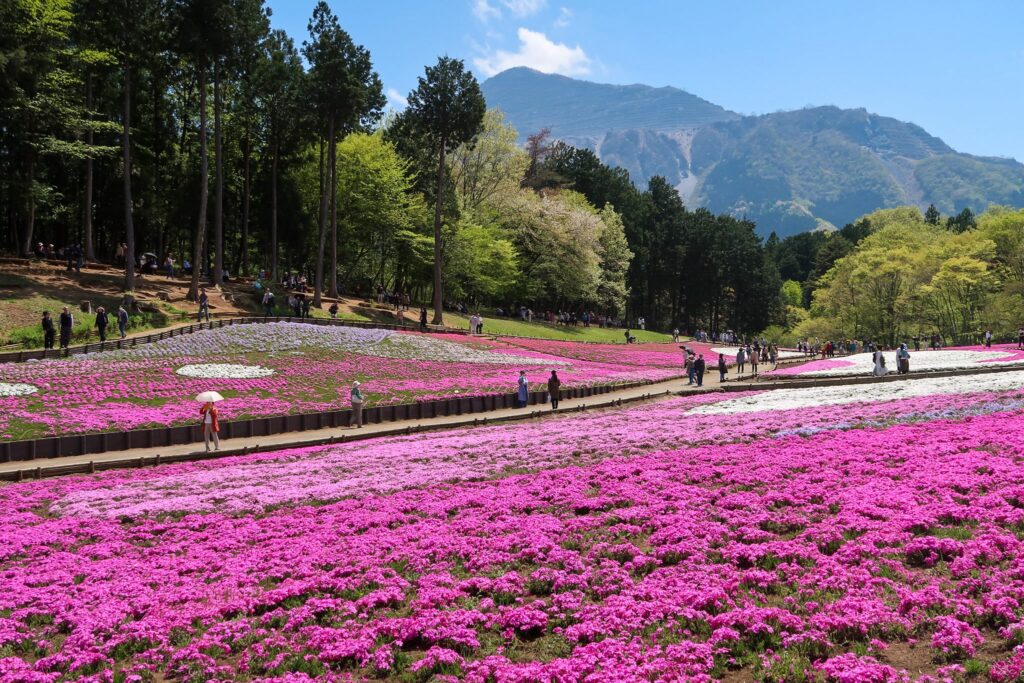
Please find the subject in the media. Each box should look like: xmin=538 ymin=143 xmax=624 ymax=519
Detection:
xmin=689 ymin=370 xmax=1024 ymax=415
xmin=175 ymin=363 xmax=275 ymax=379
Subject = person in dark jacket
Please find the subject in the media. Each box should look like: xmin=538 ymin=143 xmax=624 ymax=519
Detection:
xmin=117 ymin=306 xmax=129 ymax=339
xmin=419 ymin=307 xmax=428 ymax=332
xmin=94 ymin=306 xmax=108 ymax=342
xmin=547 ymin=370 xmax=562 ymax=409
xmin=41 ymin=311 xmax=55 ymax=349
xmin=58 ymin=306 xmax=74 ymax=351
xmin=694 ymin=354 xmax=706 ymax=387
xmin=717 ymin=353 xmax=727 ymax=382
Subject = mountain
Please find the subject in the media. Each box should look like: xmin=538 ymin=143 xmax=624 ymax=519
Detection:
xmin=482 ymin=68 xmax=1024 ymax=236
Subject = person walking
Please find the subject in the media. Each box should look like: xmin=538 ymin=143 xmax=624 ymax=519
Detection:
xmin=547 ymin=370 xmax=561 ymax=409
xmin=198 ymin=287 xmax=210 ymax=322
xmin=200 ymin=401 xmax=220 ymax=451
xmin=672 ymin=328 xmax=679 ymax=343
xmin=262 ymin=290 xmax=275 ymax=318
xmin=349 ymin=381 xmax=365 ymax=428
xmin=736 ymin=346 xmax=746 ymax=375
xmin=419 ymin=307 xmax=428 ymax=332
xmin=694 ymin=354 xmax=706 ymax=387
xmin=749 ymin=348 xmax=759 ymax=376
xmin=58 ymin=306 xmax=74 ymax=352
xmin=117 ymin=305 xmax=129 ymax=339
xmin=984 ymin=329 xmax=993 ymax=348
xmin=912 ymin=334 xmax=921 ymax=352
xmin=685 ymin=352 xmax=696 ymax=385
xmin=41 ymin=311 xmax=56 ymax=350
xmin=517 ymin=371 xmax=529 ymax=408
xmin=717 ymin=353 xmax=727 ymax=383
xmin=94 ymin=306 xmax=108 ymax=342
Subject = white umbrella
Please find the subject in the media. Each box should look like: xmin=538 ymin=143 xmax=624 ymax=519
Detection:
xmin=195 ymin=391 xmax=224 ymax=403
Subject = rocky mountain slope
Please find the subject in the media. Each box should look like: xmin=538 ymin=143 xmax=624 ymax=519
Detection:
xmin=482 ymin=68 xmax=1024 ymax=236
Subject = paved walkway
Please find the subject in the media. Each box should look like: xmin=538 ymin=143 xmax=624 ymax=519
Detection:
xmin=7 ymin=356 xmax=994 ymax=480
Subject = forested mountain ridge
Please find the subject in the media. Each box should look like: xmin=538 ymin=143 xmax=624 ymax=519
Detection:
xmin=482 ymin=68 xmax=1024 ymax=237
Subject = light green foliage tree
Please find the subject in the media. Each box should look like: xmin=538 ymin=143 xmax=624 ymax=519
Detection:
xmin=449 ymin=109 xmax=528 ymax=212
xmin=332 ymin=132 xmax=425 ymax=288
xmin=595 ymin=205 xmax=632 ymax=316
xmin=443 ymin=220 xmax=517 ymax=304
xmin=800 ymin=207 xmax=1005 ymax=344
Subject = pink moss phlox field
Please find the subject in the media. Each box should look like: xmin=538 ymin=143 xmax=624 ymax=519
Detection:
xmin=5 ymin=378 xmax=1024 ymax=680
xmin=0 ymin=324 xmax=681 ymax=441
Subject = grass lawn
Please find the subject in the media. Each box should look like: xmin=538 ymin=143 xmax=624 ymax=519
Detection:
xmin=444 ymin=312 xmax=672 ymax=343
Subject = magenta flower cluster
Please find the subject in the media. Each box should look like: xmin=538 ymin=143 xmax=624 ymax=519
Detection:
xmin=3 ymin=377 xmax=1024 ymax=680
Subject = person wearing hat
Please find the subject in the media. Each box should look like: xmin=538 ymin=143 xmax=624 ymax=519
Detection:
xmin=200 ymin=401 xmax=220 ymax=451
xmin=350 ymin=381 xmax=365 ymax=428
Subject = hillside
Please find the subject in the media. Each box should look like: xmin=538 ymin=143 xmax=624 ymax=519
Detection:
xmin=483 ymin=69 xmax=1024 ymax=236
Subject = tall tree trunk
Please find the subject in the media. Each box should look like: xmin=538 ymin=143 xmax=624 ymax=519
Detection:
xmin=20 ymin=154 xmax=35 ymax=256
xmin=430 ymin=137 xmax=446 ymax=325
xmin=313 ymin=114 xmax=333 ymax=308
xmin=213 ymin=60 xmax=224 ymax=287
xmin=188 ymin=66 xmax=209 ymax=301
xmin=328 ymin=126 xmax=338 ymax=299
xmin=123 ymin=65 xmax=136 ymax=292
xmin=241 ymin=128 xmax=250 ymax=276
xmin=83 ymin=73 xmax=95 ymax=261
xmin=270 ymin=141 xmax=279 ymax=282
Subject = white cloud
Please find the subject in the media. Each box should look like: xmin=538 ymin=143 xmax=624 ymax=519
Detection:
xmin=386 ymin=88 xmax=408 ymax=110
xmin=473 ymin=0 xmax=501 ymax=22
xmin=501 ymin=0 xmax=547 ymax=16
xmin=554 ymin=6 xmax=571 ymax=28
xmin=474 ymin=27 xmax=591 ymax=77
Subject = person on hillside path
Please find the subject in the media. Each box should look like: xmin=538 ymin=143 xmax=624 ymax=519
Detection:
xmin=672 ymin=328 xmax=679 ymax=343
xmin=198 ymin=288 xmax=210 ymax=323
xmin=736 ymin=346 xmax=746 ymax=375
xmin=58 ymin=306 xmax=73 ymax=352
xmin=749 ymin=348 xmax=759 ymax=376
xmin=328 ymin=302 xmax=338 ymax=319
xmin=263 ymin=290 xmax=275 ymax=318
xmin=685 ymin=352 xmax=696 ymax=385
xmin=200 ymin=401 xmax=220 ymax=451
xmin=476 ymin=314 xmax=484 ymax=335
xmin=985 ymin=330 xmax=993 ymax=348
xmin=117 ymin=306 xmax=129 ymax=339
xmin=695 ymin=354 xmax=706 ymax=387
xmin=718 ymin=353 xmax=727 ymax=383
xmin=419 ymin=307 xmax=428 ymax=332
xmin=41 ymin=311 xmax=55 ymax=350
xmin=94 ymin=307 xmax=108 ymax=342
xmin=517 ymin=371 xmax=529 ymax=408
xmin=349 ymin=381 xmax=364 ymax=428
xmin=301 ymin=295 xmax=311 ymax=319
xmin=547 ymin=370 xmax=561 ymax=409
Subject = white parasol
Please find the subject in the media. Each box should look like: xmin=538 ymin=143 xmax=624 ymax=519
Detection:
xmin=194 ymin=391 xmax=225 ymax=403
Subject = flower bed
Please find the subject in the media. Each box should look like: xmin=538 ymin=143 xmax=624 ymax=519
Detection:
xmin=767 ymin=344 xmax=1024 ymax=377
xmin=5 ymin=375 xmax=1024 ymax=680
xmin=0 ymin=323 xmax=678 ymax=441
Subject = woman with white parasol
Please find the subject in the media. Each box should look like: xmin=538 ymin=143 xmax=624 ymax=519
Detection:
xmin=196 ymin=391 xmax=223 ymax=451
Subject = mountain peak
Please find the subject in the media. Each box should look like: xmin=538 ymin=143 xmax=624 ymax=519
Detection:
xmin=481 ymin=68 xmax=739 ymax=140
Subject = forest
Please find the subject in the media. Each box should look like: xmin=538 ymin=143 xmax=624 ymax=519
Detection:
xmin=1 ymin=0 xmax=790 ymax=332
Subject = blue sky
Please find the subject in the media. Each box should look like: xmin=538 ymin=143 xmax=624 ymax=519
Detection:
xmin=266 ymin=0 xmax=1024 ymax=161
